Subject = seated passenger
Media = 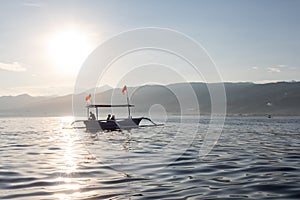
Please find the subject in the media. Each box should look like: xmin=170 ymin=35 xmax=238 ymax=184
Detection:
xmin=89 ymin=112 xmax=96 ymax=120
xmin=111 ymin=115 xmax=115 ymax=121
xmin=106 ymin=114 xmax=111 ymax=121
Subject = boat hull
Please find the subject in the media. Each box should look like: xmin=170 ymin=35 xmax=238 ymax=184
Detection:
xmin=84 ymin=117 xmax=143 ymax=131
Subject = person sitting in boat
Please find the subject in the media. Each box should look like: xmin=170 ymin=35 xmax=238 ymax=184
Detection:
xmin=111 ymin=115 xmax=115 ymax=121
xmin=106 ymin=114 xmax=111 ymax=121
xmin=89 ymin=112 xmax=96 ymax=120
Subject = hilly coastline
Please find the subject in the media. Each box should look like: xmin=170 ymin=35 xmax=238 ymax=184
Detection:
xmin=0 ymin=82 xmax=299 ymax=117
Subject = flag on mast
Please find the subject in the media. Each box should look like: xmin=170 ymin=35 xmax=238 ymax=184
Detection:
xmin=122 ymin=85 xmax=127 ymax=95
xmin=85 ymin=94 xmax=91 ymax=102
xmin=122 ymin=85 xmax=131 ymax=117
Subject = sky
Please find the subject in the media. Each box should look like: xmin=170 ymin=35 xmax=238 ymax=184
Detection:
xmin=0 ymin=0 xmax=299 ymax=96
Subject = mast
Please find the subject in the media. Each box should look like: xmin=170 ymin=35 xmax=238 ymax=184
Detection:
xmin=126 ymin=90 xmax=131 ymax=118
xmin=95 ymin=107 xmax=98 ymax=120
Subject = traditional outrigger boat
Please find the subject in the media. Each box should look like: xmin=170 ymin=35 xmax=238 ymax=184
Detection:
xmin=71 ymin=86 xmax=162 ymax=132
xmin=82 ymin=104 xmax=161 ymax=131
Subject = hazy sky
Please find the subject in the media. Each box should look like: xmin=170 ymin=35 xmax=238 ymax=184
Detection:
xmin=0 ymin=0 xmax=299 ymax=96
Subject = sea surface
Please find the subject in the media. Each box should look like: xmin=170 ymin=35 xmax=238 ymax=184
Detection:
xmin=0 ymin=116 xmax=299 ymax=199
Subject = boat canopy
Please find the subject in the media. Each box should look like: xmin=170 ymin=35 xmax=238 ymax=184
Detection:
xmin=87 ymin=104 xmax=134 ymax=108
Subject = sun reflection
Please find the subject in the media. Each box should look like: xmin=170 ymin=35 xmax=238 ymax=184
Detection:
xmin=53 ymin=118 xmax=82 ymax=199
xmin=64 ymin=139 xmax=77 ymax=174
xmin=62 ymin=129 xmax=78 ymax=174
xmin=61 ymin=116 xmax=75 ymax=123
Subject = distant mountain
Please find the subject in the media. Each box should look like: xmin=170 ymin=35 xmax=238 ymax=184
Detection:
xmin=0 ymin=94 xmax=50 ymax=110
xmin=224 ymin=82 xmax=300 ymax=115
xmin=130 ymin=82 xmax=300 ymax=115
xmin=80 ymin=84 xmax=113 ymax=95
xmin=0 ymin=94 xmax=69 ymax=117
xmin=0 ymin=82 xmax=300 ymax=117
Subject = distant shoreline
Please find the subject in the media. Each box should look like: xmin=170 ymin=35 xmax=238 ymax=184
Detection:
xmin=1 ymin=82 xmax=300 ymax=117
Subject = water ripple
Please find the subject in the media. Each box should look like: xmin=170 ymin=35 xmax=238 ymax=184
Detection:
xmin=0 ymin=116 xmax=299 ymax=199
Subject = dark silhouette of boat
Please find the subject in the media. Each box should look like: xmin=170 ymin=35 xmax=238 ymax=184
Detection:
xmin=72 ymin=104 xmax=162 ymax=132
xmin=72 ymin=86 xmax=162 ymax=131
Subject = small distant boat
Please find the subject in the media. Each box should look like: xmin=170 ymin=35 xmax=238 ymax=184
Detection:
xmin=72 ymin=86 xmax=162 ymax=132
xmin=268 ymin=114 xmax=272 ymax=118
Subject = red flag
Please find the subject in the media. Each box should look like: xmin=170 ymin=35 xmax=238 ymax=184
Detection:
xmin=85 ymin=94 xmax=91 ymax=102
xmin=122 ymin=85 xmax=127 ymax=95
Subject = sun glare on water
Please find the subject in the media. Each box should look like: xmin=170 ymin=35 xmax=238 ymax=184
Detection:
xmin=48 ymin=29 xmax=92 ymax=74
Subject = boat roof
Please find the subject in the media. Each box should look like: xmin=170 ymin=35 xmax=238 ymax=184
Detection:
xmin=87 ymin=104 xmax=134 ymax=108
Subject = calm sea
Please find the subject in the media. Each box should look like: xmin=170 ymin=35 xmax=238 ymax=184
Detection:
xmin=0 ymin=116 xmax=299 ymax=199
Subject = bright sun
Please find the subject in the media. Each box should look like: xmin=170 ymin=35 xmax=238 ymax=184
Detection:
xmin=48 ymin=30 xmax=91 ymax=74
